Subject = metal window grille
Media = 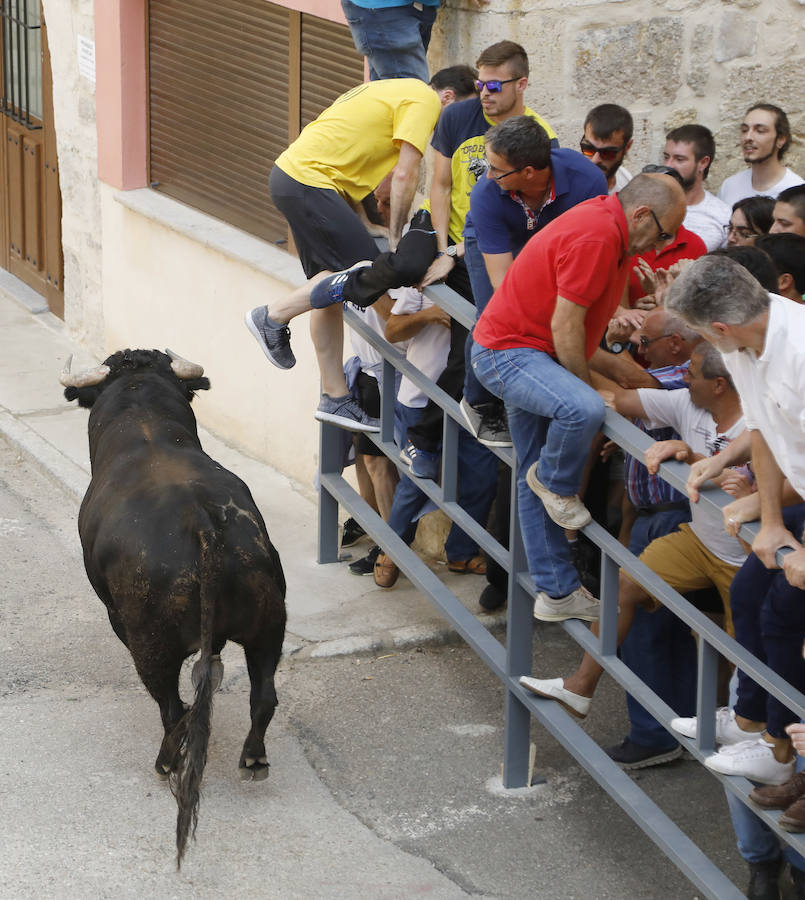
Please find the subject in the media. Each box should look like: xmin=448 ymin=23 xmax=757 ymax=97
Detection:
xmin=0 ymin=0 xmax=42 ymax=127
xmin=318 ymin=276 xmax=805 ymax=899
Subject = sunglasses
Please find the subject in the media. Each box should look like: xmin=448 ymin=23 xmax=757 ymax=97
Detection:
xmin=475 ymin=77 xmax=519 ymax=93
xmin=648 ymin=208 xmax=673 ymax=243
xmin=579 ymin=138 xmax=626 ymax=161
xmin=639 ymin=333 xmax=673 ymax=349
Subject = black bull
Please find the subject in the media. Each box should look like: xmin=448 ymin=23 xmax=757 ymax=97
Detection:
xmin=63 ymin=349 xmax=287 ymax=866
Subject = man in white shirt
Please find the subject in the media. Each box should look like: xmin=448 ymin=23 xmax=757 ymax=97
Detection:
xmin=580 ymin=103 xmax=634 ymax=194
xmin=668 ymin=255 xmax=805 ymax=787
xmin=718 ymin=104 xmax=804 ymax=208
xmin=663 ymin=124 xmax=730 ymax=251
xmin=518 ymin=342 xmax=746 ymax=716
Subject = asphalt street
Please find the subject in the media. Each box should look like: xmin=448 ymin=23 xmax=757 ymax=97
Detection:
xmin=1 ymin=429 xmax=772 ymax=900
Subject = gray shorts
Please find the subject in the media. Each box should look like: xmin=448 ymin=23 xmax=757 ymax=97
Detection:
xmin=269 ymin=165 xmax=379 ymax=278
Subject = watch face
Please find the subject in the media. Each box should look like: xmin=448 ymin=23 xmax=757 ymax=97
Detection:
xmin=446 ymin=245 xmax=458 ymax=258
xmin=610 ymin=342 xmax=623 ymax=354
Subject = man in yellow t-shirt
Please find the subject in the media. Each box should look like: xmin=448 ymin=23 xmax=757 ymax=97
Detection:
xmin=245 ymin=77 xmax=441 ymax=432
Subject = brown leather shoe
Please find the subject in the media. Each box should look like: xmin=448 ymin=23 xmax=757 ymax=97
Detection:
xmin=751 ymin=771 xmax=805 ymax=809
xmin=447 ymin=555 xmax=487 ymax=575
xmin=780 ymin=794 xmax=805 ymax=832
xmin=373 ymin=552 xmax=399 ymax=589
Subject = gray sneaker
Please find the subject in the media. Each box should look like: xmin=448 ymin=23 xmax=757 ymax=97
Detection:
xmin=245 ymin=306 xmax=296 ymax=369
xmin=525 ymin=463 xmax=591 ymax=529
xmin=315 ymin=394 xmax=380 ymax=432
xmin=533 ymin=585 xmax=600 ymax=622
xmin=460 ymin=397 xmax=512 ymax=447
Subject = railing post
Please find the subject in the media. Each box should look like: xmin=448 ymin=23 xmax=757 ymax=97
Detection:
xmin=599 ymin=551 xmax=619 ymax=656
xmin=504 ymin=454 xmax=532 ymax=787
xmin=441 ymin=406 xmax=458 ymax=504
xmin=696 ymin=639 xmax=719 ymax=753
xmin=317 ymin=420 xmax=342 ymax=564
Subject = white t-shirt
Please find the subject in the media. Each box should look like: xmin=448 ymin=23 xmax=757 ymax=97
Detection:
xmin=721 ymin=294 xmax=805 ymax=500
xmin=389 ymin=287 xmax=449 ymax=408
xmin=637 ymin=388 xmax=746 ymax=566
xmin=347 ymin=300 xmax=391 ymax=380
xmin=717 ymin=166 xmax=804 ymax=208
xmin=684 ymin=190 xmax=730 ymax=251
xmin=610 ymin=165 xmax=633 ymax=196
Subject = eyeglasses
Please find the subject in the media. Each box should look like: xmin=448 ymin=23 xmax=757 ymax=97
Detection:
xmin=723 ymin=223 xmax=758 ymax=240
xmin=639 ymin=333 xmax=673 ymax=349
xmin=475 ymin=77 xmax=519 ymax=93
xmin=641 ymin=164 xmax=685 ymax=188
xmin=648 ymin=208 xmax=673 ymax=242
xmin=579 ymin=138 xmax=626 ymax=161
xmin=489 ymin=164 xmax=524 ymax=182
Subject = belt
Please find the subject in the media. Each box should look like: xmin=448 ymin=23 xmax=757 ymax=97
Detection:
xmin=635 ymin=501 xmax=689 ymax=516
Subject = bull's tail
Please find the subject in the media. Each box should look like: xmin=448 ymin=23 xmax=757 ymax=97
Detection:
xmin=173 ymin=530 xmax=218 ymax=868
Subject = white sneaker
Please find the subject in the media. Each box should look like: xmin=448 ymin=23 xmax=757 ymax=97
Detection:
xmin=704 ymin=737 xmax=795 ymax=785
xmin=533 ymin=585 xmax=599 ymax=622
xmin=670 ymin=707 xmax=762 ymax=746
xmin=525 ymin=463 xmax=591 ymax=529
xmin=519 ymin=676 xmax=592 ymax=719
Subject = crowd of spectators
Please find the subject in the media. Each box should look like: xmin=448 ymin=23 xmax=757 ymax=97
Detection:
xmin=243 ymin=34 xmax=805 ymax=900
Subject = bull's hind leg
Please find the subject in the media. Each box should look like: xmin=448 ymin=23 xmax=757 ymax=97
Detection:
xmin=129 ymin=642 xmax=188 ymax=778
xmin=239 ymin=643 xmax=282 ymax=782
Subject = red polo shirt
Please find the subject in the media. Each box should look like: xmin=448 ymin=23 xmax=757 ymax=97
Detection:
xmin=473 ymin=193 xmax=630 ymax=360
xmin=627 ymin=225 xmax=707 ymax=306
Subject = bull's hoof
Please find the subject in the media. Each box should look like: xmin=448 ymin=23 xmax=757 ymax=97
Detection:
xmin=239 ymin=756 xmax=270 ymax=782
xmin=191 ymin=654 xmax=224 ymax=692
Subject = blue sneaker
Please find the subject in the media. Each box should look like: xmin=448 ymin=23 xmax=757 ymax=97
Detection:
xmin=245 ymin=306 xmax=296 ymax=369
xmin=409 ymin=444 xmax=440 ymax=480
xmin=315 ymin=394 xmax=379 ymax=432
xmin=309 ymin=261 xmax=373 ymax=309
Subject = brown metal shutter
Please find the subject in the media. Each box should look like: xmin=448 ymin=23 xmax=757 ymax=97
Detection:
xmin=148 ymin=0 xmax=363 ymax=248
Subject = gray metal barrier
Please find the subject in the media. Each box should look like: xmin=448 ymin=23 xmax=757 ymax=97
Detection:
xmin=316 ymin=280 xmax=805 ymax=899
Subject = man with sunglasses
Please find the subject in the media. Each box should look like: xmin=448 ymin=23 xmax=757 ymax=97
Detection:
xmin=469 ymin=174 xmax=687 ymax=623
xmin=399 ymin=40 xmax=557 ymax=479
xmin=581 ymin=104 xmax=634 ymax=194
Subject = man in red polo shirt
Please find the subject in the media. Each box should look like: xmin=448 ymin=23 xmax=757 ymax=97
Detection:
xmin=469 ymin=174 xmax=687 ymax=620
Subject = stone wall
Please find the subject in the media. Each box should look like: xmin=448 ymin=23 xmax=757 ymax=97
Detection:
xmin=429 ymin=0 xmax=805 ymax=191
xmin=42 ymin=0 xmax=103 ymax=352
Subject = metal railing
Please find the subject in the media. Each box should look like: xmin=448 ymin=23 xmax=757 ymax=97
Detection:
xmin=0 ymin=0 xmax=42 ymax=127
xmin=316 ymin=279 xmax=805 ymax=899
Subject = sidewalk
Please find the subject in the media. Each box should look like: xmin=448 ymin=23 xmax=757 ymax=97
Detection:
xmin=0 ymin=274 xmax=502 ymax=659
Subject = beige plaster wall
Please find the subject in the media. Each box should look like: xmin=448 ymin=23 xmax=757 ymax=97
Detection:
xmin=42 ymin=0 xmax=104 ymax=351
xmin=430 ymin=0 xmax=805 ymax=191
xmin=99 ymin=185 xmax=325 ymax=488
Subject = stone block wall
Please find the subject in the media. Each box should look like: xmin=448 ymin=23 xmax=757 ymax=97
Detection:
xmin=430 ymin=0 xmax=805 ymax=192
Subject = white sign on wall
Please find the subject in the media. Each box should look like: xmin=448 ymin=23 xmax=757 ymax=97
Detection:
xmin=77 ymin=35 xmax=96 ymax=84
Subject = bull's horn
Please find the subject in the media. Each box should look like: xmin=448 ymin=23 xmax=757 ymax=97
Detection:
xmin=165 ymin=348 xmax=204 ymax=379
xmin=59 ymin=355 xmax=111 ymax=388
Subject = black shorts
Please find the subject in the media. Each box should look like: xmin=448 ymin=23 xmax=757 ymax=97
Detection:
xmin=269 ymin=165 xmax=379 ymax=278
xmin=354 ymin=371 xmax=383 ymax=456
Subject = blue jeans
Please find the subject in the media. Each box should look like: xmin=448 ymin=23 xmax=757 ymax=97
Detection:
xmin=340 ymin=0 xmax=437 ymax=81
xmin=388 ymin=402 xmax=497 ymax=561
xmin=470 ymin=343 xmax=605 ymax=597
xmin=732 ymin=504 xmax=805 ymax=738
xmin=462 ymin=234 xmax=498 ymax=407
xmin=620 ymin=507 xmax=697 ymax=749
xmin=726 ymin=673 xmax=805 ymax=871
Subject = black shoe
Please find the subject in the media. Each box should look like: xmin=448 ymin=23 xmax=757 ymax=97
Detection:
xmin=479 ymin=583 xmax=506 ymax=611
xmin=408 ymin=208 xmax=435 ymax=233
xmin=245 ymin=306 xmax=296 ymax=369
xmin=606 ymin=738 xmax=683 ymax=770
xmin=341 ymin=517 xmax=366 ymax=548
xmin=746 ymin=857 xmax=784 ymax=900
xmin=349 ymin=545 xmax=381 ymax=576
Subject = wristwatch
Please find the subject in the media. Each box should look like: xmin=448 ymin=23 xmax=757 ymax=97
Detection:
xmin=437 ymin=245 xmax=459 ymax=259
xmin=608 ymin=342 xmax=625 ymax=354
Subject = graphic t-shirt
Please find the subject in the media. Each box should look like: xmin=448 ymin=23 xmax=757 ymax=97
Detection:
xmin=429 ymin=97 xmax=557 ymax=243
xmin=276 ymin=78 xmax=441 ymax=204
